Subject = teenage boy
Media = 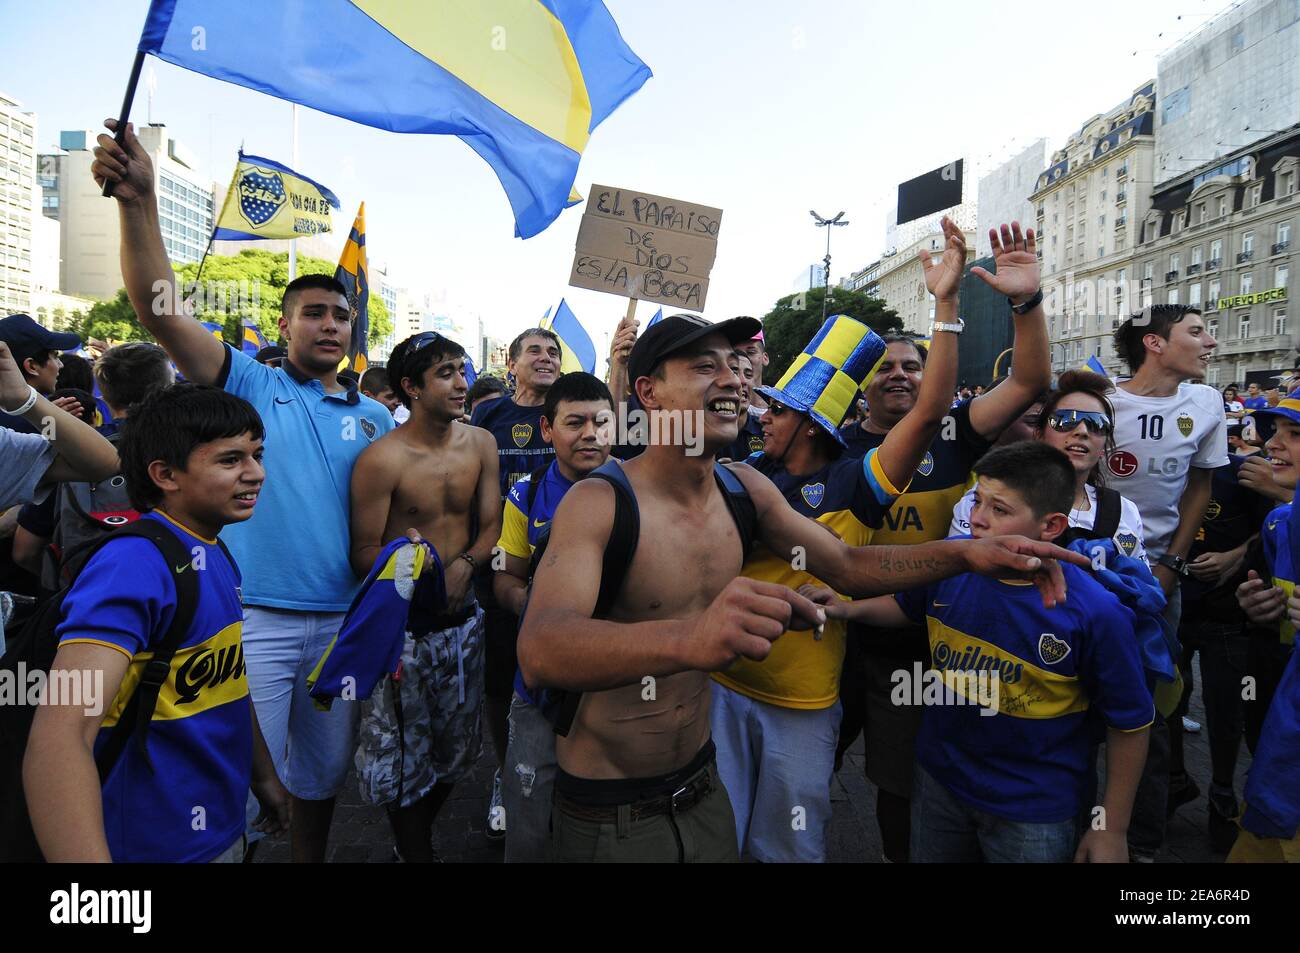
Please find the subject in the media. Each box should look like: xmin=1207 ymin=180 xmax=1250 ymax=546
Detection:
xmin=807 ymin=442 xmax=1152 ymax=862
xmin=518 ymin=314 xmax=1087 ymax=864
xmin=359 ymin=366 xmax=401 ymax=415
xmin=347 ymin=332 xmax=499 ymax=862
xmin=0 ymin=341 xmax=120 ymax=512
xmin=0 ymin=313 xmax=81 ymax=434
xmin=14 ymin=342 xmax=174 ymax=587
xmin=712 ymin=218 xmax=966 ymax=863
xmin=494 ymin=372 xmax=614 ymax=862
xmin=94 ymin=120 xmax=395 ymax=862
xmin=835 ymin=222 xmax=1051 ymax=862
xmin=470 ymin=327 xmax=561 ymax=824
xmin=23 ymin=384 xmax=290 ymax=862
xmin=1108 ymin=304 xmax=1227 ymax=860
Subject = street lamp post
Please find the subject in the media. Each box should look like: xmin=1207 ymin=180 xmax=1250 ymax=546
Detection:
xmin=811 ymin=210 xmax=849 ymax=323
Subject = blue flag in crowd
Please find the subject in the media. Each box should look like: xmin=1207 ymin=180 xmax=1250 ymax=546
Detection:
xmin=545 ymin=298 xmax=596 ymax=374
xmin=133 ymin=0 xmax=651 ymax=238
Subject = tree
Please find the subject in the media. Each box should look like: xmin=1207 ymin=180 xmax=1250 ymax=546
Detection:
xmin=173 ymin=249 xmax=392 ymax=349
xmin=69 ymin=289 xmax=153 ymax=344
xmin=761 ymin=286 xmax=903 ymax=384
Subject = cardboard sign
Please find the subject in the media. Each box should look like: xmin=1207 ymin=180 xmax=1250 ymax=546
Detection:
xmin=569 ymin=184 xmax=722 ymax=311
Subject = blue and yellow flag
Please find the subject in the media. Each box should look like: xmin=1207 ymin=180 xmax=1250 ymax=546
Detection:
xmin=134 ymin=0 xmax=651 ymax=238
xmin=241 ymin=319 xmax=269 ymax=356
xmin=336 ymin=203 xmax=369 ymax=372
xmin=544 ymin=299 xmax=596 ymax=374
xmin=213 ymin=151 xmax=339 ymax=241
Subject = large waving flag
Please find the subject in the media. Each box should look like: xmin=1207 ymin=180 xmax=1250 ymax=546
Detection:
xmin=133 ymin=1 xmax=651 ymax=238
xmin=213 ymin=151 xmax=339 ymax=241
xmin=336 ymin=204 xmax=369 ymax=372
xmin=543 ymin=298 xmax=596 ymax=374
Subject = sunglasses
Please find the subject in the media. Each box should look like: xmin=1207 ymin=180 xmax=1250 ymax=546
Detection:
xmin=1046 ymin=409 xmax=1112 ymax=435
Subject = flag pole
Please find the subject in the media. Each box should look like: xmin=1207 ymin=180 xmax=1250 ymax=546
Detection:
xmin=288 ymin=103 xmax=299 ymax=281
xmin=101 ymin=49 xmax=146 ymax=198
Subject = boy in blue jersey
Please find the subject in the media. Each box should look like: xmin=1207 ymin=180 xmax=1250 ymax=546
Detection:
xmin=24 ymin=384 xmax=290 ymax=862
xmin=806 ymin=442 xmax=1153 ymax=862
xmin=1231 ymin=397 xmax=1300 ymax=861
xmin=349 ymin=332 xmax=499 ymax=862
xmin=96 ymin=120 xmax=395 ymax=861
xmin=493 ymin=372 xmax=614 ymax=862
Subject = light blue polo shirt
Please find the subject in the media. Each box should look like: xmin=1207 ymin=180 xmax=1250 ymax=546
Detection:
xmin=218 ymin=345 xmax=394 ymax=611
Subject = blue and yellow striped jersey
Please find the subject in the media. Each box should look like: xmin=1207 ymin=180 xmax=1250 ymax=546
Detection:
xmin=56 ymin=511 xmax=251 ymax=863
xmin=716 ymin=448 xmax=904 ymax=709
xmin=895 ymin=560 xmax=1154 ymax=823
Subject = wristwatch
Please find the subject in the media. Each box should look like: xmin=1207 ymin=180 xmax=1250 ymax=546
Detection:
xmin=1010 ymin=288 xmax=1044 ymax=315
xmin=1156 ymin=554 xmax=1191 ymax=578
xmin=931 ymin=319 xmax=965 ymax=335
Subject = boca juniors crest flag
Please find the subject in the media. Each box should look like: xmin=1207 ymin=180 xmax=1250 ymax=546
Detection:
xmin=213 ymin=151 xmax=340 ymax=241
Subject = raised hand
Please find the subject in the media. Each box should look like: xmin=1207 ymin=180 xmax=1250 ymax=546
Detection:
xmin=971 ymin=222 xmax=1040 ymax=304
xmin=91 ymin=120 xmax=155 ymax=204
xmin=963 ymin=535 xmax=1092 ymax=609
xmin=917 ymin=215 xmax=966 ymax=301
xmin=610 ymin=312 xmax=638 ymax=367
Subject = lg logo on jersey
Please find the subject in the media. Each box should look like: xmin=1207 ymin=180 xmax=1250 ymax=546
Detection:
xmin=1106 ymin=450 xmax=1180 ymax=477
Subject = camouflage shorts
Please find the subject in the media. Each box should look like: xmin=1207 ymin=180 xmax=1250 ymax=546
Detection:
xmin=356 ymin=607 xmax=485 ymax=808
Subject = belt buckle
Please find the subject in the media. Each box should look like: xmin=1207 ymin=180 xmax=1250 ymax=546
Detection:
xmin=669 ymin=784 xmax=690 ymax=816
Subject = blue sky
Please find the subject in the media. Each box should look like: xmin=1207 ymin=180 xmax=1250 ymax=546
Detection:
xmin=1 ymin=0 xmax=1219 ymax=350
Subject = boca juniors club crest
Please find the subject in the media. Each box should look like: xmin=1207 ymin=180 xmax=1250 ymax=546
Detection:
xmin=1177 ymin=413 xmax=1194 ymax=438
xmin=1038 ymin=633 xmax=1071 ymax=665
xmin=1115 ymin=532 xmax=1139 ymax=556
xmin=800 ymin=482 xmax=826 ymax=509
xmin=237 ymin=168 xmax=287 ymax=229
xmin=917 ymin=452 xmax=935 ymax=477
xmin=512 ymin=423 xmax=534 ymax=448
xmin=359 ymin=417 xmax=377 ymax=441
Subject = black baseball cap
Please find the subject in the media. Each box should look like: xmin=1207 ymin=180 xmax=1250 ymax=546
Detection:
xmin=627 ymin=313 xmax=763 ymax=384
xmin=0 ymin=313 xmax=81 ymax=364
xmin=254 ymin=345 xmax=287 ymax=365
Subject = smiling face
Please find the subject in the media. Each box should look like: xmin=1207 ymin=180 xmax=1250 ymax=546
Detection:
xmin=636 ymin=332 xmax=740 ymax=453
xmin=1264 ymin=418 xmax=1300 ymax=490
xmin=1147 ymin=312 xmax=1216 ymax=381
xmin=280 ymin=288 xmax=352 ymax=375
xmin=543 ymin=398 xmax=613 ymax=480
xmin=405 ymin=352 xmax=470 ymax=422
xmin=509 ymin=333 xmax=560 ymax=393
xmin=152 ymin=432 xmax=265 ymax=532
xmin=1038 ymin=392 xmax=1111 ymax=480
xmin=863 ymin=341 xmax=924 ymax=427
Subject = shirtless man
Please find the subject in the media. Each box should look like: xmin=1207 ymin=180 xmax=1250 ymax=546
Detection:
xmin=348 ymin=331 xmax=500 ymax=862
xmin=517 ymin=314 xmax=1087 ymax=863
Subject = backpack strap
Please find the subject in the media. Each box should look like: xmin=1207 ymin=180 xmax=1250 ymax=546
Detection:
xmin=544 ymin=461 xmax=640 ymax=737
xmin=86 ymin=519 xmax=202 ymax=781
xmin=1091 ymin=486 xmax=1123 ymax=543
xmin=714 ymin=462 xmax=758 ymax=560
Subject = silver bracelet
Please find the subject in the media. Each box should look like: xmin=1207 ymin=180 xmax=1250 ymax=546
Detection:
xmin=1 ymin=385 xmax=37 ymax=417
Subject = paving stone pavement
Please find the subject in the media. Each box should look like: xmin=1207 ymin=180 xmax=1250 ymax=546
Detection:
xmin=253 ymin=679 xmax=1246 ymax=863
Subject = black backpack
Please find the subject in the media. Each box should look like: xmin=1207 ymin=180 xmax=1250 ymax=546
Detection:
xmin=523 ymin=459 xmax=758 ymax=736
xmin=0 ymin=519 xmax=220 ymax=862
xmin=1057 ymin=485 xmax=1122 ymax=548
